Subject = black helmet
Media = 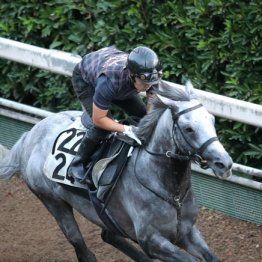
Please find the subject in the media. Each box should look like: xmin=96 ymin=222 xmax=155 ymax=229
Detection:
xmin=127 ymin=46 xmax=162 ymax=85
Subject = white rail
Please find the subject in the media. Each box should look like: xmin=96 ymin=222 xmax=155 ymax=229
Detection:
xmin=0 ymin=37 xmax=81 ymax=76
xmin=0 ymin=97 xmax=53 ymax=124
xmin=1 ymin=37 xmax=262 ymax=127
xmin=192 ymin=164 xmax=262 ymax=191
xmin=0 ymin=37 xmax=261 ymax=191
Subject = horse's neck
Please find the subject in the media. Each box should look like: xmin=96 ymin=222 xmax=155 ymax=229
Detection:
xmin=146 ymin=110 xmax=175 ymax=153
xmin=143 ymin=110 xmax=191 ymax=193
xmin=137 ymin=149 xmax=191 ymax=201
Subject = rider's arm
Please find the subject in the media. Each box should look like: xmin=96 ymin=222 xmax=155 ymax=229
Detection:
xmin=92 ymin=104 xmax=125 ymax=133
xmin=92 ymin=75 xmax=125 ymax=133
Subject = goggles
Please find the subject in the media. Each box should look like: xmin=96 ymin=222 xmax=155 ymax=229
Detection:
xmin=136 ymin=70 xmax=163 ymax=84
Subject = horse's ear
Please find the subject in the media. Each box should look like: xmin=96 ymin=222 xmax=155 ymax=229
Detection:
xmin=156 ymin=94 xmax=172 ymax=105
xmin=155 ymin=94 xmax=179 ymax=111
xmin=158 ymin=80 xmax=174 ymax=92
xmin=185 ymin=80 xmax=198 ymax=99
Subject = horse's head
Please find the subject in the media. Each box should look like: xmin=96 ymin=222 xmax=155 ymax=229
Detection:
xmin=141 ymin=80 xmax=233 ymax=178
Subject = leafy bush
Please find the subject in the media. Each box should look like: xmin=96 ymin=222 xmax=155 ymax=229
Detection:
xmin=0 ymin=0 xmax=261 ymax=167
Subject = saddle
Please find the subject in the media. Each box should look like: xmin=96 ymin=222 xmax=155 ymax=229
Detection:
xmin=80 ymin=134 xmax=134 ymax=202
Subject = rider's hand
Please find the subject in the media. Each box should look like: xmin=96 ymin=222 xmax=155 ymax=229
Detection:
xmin=123 ymin=125 xmax=142 ymax=145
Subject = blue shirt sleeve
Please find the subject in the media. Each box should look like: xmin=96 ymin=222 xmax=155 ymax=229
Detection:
xmin=93 ymin=74 xmax=116 ymax=110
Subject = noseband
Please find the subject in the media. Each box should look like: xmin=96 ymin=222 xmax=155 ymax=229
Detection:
xmin=144 ymin=103 xmax=218 ymax=169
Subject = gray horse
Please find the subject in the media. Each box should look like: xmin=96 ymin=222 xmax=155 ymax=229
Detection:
xmin=0 ymin=81 xmax=233 ymax=262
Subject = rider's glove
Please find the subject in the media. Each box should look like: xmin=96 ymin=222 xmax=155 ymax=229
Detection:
xmin=123 ymin=125 xmax=142 ymax=145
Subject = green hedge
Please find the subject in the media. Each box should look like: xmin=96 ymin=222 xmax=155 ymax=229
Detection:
xmin=0 ymin=0 xmax=261 ymax=168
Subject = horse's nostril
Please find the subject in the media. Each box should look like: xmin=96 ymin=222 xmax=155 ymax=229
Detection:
xmin=215 ymin=162 xmax=225 ymax=169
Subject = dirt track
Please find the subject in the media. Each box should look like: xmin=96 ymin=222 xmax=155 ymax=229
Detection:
xmin=0 ymin=176 xmax=261 ymax=262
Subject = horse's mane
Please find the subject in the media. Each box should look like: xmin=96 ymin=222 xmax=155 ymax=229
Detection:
xmin=136 ymin=81 xmax=191 ymax=145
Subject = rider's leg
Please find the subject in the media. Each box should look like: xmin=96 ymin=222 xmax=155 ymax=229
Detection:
xmin=67 ymin=132 xmax=97 ymax=180
xmin=68 ymin=126 xmax=109 ymax=181
xmin=68 ymin=64 xmax=96 ymax=181
xmin=71 ymin=64 xmax=95 ymax=111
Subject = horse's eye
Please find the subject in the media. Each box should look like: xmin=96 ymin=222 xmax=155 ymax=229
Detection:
xmin=185 ymin=127 xmax=194 ymax=133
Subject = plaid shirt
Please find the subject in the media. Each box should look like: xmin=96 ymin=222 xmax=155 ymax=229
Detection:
xmin=79 ymin=47 xmax=137 ymax=101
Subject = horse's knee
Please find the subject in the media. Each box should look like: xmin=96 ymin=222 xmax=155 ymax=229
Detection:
xmin=101 ymin=229 xmax=119 ymax=245
xmin=68 ymin=230 xmax=84 ymax=246
xmin=101 ymin=229 xmax=109 ymax=242
xmin=136 ymin=232 xmax=156 ymax=258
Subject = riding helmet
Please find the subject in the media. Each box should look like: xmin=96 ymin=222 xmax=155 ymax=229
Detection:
xmin=127 ymin=46 xmax=162 ymax=85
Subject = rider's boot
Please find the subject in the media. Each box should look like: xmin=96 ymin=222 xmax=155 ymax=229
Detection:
xmin=68 ymin=134 xmax=99 ymax=182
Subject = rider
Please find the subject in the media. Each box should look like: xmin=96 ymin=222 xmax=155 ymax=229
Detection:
xmin=68 ymin=46 xmax=163 ymax=181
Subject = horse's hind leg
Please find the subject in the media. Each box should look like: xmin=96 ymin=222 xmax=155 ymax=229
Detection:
xmin=38 ymin=195 xmax=96 ymax=262
xmin=101 ymin=229 xmax=153 ymax=262
xmin=178 ymin=225 xmax=220 ymax=262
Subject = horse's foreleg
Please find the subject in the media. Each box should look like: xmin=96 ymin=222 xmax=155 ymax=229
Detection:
xmin=101 ymin=229 xmax=153 ymax=262
xmin=178 ymin=225 xmax=220 ymax=262
xmin=138 ymin=229 xmax=199 ymax=262
xmin=38 ymin=195 xmax=96 ymax=262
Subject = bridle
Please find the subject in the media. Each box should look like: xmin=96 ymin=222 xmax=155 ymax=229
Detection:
xmin=144 ymin=103 xmax=218 ymax=169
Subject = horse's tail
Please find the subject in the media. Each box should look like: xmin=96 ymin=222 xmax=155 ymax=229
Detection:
xmin=0 ymin=132 xmax=28 ymax=180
